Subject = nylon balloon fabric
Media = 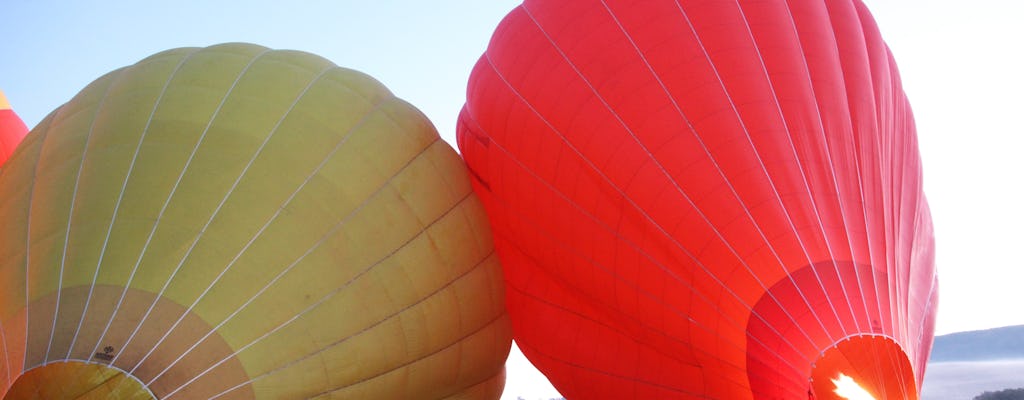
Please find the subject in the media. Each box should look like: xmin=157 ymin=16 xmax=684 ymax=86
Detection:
xmin=0 ymin=90 xmax=29 ymax=167
xmin=457 ymin=1 xmax=936 ymax=399
xmin=0 ymin=43 xmax=511 ymax=399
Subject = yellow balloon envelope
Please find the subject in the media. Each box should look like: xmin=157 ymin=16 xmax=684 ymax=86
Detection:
xmin=0 ymin=43 xmax=510 ymax=399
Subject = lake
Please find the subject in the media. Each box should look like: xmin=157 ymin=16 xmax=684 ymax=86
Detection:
xmin=922 ymin=359 xmax=1024 ymax=399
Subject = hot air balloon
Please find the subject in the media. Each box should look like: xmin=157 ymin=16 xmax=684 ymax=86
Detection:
xmin=457 ymin=0 xmax=936 ymax=399
xmin=0 ymin=43 xmax=511 ymax=399
xmin=0 ymin=89 xmax=29 ymax=166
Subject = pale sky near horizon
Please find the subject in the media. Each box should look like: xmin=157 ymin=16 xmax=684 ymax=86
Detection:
xmin=2 ymin=1 xmax=1023 ymax=399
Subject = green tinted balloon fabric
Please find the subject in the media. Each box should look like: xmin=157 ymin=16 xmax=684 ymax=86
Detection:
xmin=0 ymin=43 xmax=511 ymax=399
xmin=458 ymin=1 xmax=936 ymax=399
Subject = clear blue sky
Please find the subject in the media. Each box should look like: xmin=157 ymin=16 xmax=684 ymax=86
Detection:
xmin=1 ymin=1 xmax=520 ymax=141
xmin=3 ymin=1 xmax=1023 ymax=399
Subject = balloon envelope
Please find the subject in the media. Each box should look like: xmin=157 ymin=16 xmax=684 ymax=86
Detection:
xmin=0 ymin=43 xmax=510 ymax=399
xmin=458 ymin=0 xmax=936 ymax=399
xmin=0 ymin=90 xmax=28 ymax=166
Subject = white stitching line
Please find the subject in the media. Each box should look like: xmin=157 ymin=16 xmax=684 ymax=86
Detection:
xmin=114 ymin=57 xmax=335 ymax=374
xmin=460 ymin=98 xmax=811 ymax=382
xmin=22 ymin=110 xmax=63 ymax=371
xmin=82 ymin=48 xmax=207 ymax=363
xmin=666 ymin=0 xmax=838 ymax=344
xmin=148 ymin=84 xmax=388 ymax=390
xmin=171 ymin=143 xmax=483 ymax=399
xmin=64 ymin=70 xmax=136 ymax=360
xmin=731 ymin=0 xmax=863 ymax=336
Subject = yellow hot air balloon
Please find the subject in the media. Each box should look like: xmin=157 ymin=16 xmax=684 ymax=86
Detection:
xmin=0 ymin=43 xmax=511 ymax=399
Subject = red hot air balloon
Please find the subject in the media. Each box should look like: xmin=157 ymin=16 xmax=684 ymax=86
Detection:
xmin=0 ymin=90 xmax=29 ymax=165
xmin=457 ymin=0 xmax=936 ymax=399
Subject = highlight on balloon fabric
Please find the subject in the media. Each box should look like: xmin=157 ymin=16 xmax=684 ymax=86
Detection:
xmin=0 ymin=43 xmax=511 ymax=399
xmin=457 ymin=0 xmax=936 ymax=399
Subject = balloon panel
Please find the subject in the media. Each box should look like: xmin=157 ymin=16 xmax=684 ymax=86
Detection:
xmin=808 ymin=335 xmax=918 ymax=400
xmin=0 ymin=43 xmax=510 ymax=399
xmin=0 ymin=90 xmax=28 ymax=166
xmin=458 ymin=0 xmax=936 ymax=398
xmin=4 ymin=361 xmax=153 ymax=400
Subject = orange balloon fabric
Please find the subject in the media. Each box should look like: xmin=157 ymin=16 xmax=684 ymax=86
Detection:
xmin=0 ymin=90 xmax=28 ymax=166
xmin=457 ymin=0 xmax=936 ymax=399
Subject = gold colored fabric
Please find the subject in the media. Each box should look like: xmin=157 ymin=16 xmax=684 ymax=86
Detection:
xmin=4 ymin=361 xmax=154 ymax=400
xmin=0 ymin=43 xmax=510 ymax=399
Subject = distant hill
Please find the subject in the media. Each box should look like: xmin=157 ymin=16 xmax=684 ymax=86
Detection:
xmin=930 ymin=325 xmax=1024 ymax=362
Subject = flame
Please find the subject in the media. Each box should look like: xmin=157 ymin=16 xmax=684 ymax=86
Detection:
xmin=832 ymin=373 xmax=877 ymax=400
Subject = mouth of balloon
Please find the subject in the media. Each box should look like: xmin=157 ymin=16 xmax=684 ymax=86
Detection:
xmin=745 ymin=261 xmax=920 ymax=399
xmin=4 ymin=360 xmax=156 ymax=399
xmin=11 ymin=284 xmax=253 ymax=399
xmin=809 ymin=335 xmax=918 ymax=400
xmin=832 ymin=372 xmax=877 ymax=400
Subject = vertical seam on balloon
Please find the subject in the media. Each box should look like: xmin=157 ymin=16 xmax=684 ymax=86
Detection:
xmin=21 ymin=111 xmax=62 ymax=372
xmin=91 ymin=47 xmax=272 ymax=378
xmin=522 ymin=0 xmax=825 ymax=354
xmin=466 ymin=110 xmax=812 ymax=384
xmin=779 ymin=0 xmax=891 ymax=391
xmin=77 ymin=47 xmax=204 ymax=364
xmin=168 ymin=182 xmax=479 ymax=399
xmin=849 ymin=4 xmax=910 ymax=397
xmin=84 ymin=47 xmax=268 ymax=378
xmin=893 ymin=53 xmax=917 ymax=354
xmin=786 ymin=0 xmax=878 ymax=340
xmin=913 ymin=275 xmax=936 ymax=380
xmin=527 ymin=0 xmax=821 ymax=355
xmin=0 ymin=116 xmax=34 ymax=387
xmin=851 ymin=1 xmax=900 ymax=393
xmin=141 ymin=85 xmax=387 ymax=388
xmin=663 ymin=0 xmax=838 ymax=344
xmin=745 ymin=4 xmax=923 ymax=396
xmin=779 ymin=0 xmax=874 ymax=337
xmin=862 ymin=9 xmax=899 ymax=347
xmin=112 ymin=56 xmax=334 ymax=376
xmin=151 ymin=95 xmax=440 ymax=398
xmin=592 ymin=0 xmax=835 ymax=352
xmin=886 ymin=56 xmax=904 ymax=345
xmin=819 ymin=0 xmax=885 ymax=351
xmin=474 ymin=41 xmax=826 ymax=374
xmin=892 ymin=87 xmax=919 ymax=399
xmin=899 ymin=93 xmax=916 ymax=350
xmin=589 ymin=0 xmax=857 ymax=383
xmin=831 ymin=0 xmax=905 ymax=396
xmin=466 ymin=55 xmax=813 ymax=378
xmin=908 ymin=204 xmax=932 ymax=363
xmin=895 ymin=88 xmax=924 ymax=399
xmin=835 ymin=0 xmax=888 ymax=340
xmin=61 ymin=71 xmax=128 ymax=361
xmin=732 ymin=0 xmax=863 ymax=338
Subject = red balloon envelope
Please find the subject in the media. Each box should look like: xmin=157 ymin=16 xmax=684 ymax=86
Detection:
xmin=0 ymin=90 xmax=29 ymax=165
xmin=457 ymin=0 xmax=936 ymax=399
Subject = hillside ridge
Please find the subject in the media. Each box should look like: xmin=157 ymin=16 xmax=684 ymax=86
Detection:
xmin=930 ymin=325 xmax=1024 ymax=362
